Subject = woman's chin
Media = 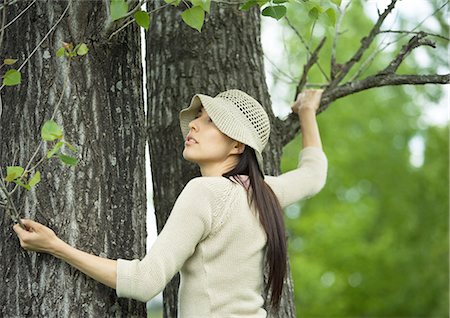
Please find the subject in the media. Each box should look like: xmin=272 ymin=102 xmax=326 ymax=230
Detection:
xmin=182 ymin=150 xmax=197 ymax=163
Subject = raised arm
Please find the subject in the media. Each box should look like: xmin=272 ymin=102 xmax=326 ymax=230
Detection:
xmin=265 ymin=89 xmax=327 ymax=208
xmin=293 ymin=89 xmax=323 ymax=150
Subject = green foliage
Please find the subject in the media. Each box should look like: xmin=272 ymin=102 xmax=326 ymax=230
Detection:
xmin=5 ymin=166 xmax=41 ymax=190
xmin=58 ymin=154 xmax=78 ymax=166
xmin=28 ymin=171 xmax=41 ymax=187
xmin=192 ymin=0 xmax=211 ymax=13
xmin=47 ymin=141 xmax=65 ymax=159
xmin=3 ymin=58 xmax=18 ymax=65
xmin=164 ymin=0 xmax=182 ymax=6
xmin=135 ymin=10 xmax=150 ymax=30
xmin=56 ymin=42 xmax=89 ymax=59
xmin=5 ymin=166 xmax=24 ymax=182
xmin=2 ymin=69 xmax=21 ymax=86
xmin=110 ymin=0 xmax=129 ymax=21
xmin=181 ymin=6 xmax=205 ymax=32
xmin=41 ymin=121 xmax=78 ymax=166
xmin=75 ymin=43 xmax=89 ymax=56
xmin=262 ymin=5 xmax=287 ymax=20
xmin=41 ymin=120 xmax=63 ymax=141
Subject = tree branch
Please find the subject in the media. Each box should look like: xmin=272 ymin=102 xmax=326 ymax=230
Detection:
xmin=329 ymin=0 xmax=398 ymax=87
xmin=278 ymin=73 xmax=450 ymax=146
xmin=295 ymin=37 xmax=327 ymax=96
xmin=379 ymin=30 xmax=450 ymax=42
xmin=285 ymin=17 xmax=329 ymax=81
xmin=379 ymin=32 xmax=436 ymax=75
xmin=0 ymin=0 xmax=36 ymax=34
xmin=331 ymin=0 xmax=351 ymax=80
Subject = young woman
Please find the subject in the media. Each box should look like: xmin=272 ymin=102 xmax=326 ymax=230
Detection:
xmin=13 ymin=89 xmax=327 ymax=317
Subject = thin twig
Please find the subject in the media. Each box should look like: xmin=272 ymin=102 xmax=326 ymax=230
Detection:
xmin=108 ymin=2 xmax=171 ymax=40
xmin=379 ymin=32 xmax=435 ymax=75
xmin=0 ymin=0 xmax=36 ymax=33
xmin=0 ymin=0 xmax=71 ymax=92
xmin=108 ymin=16 xmax=135 ymax=40
xmin=296 ymin=37 xmax=327 ymax=96
xmin=285 ymin=17 xmax=329 ymax=81
xmin=0 ymin=168 xmax=24 ymax=228
xmin=379 ymin=30 xmax=450 ymax=42
xmin=9 ymin=61 xmax=71 ymax=197
xmin=0 ymin=0 xmax=7 ymax=50
xmin=329 ymin=0 xmax=398 ymax=87
xmin=0 ymin=0 xmax=19 ymax=10
xmin=121 ymin=0 xmax=149 ymax=20
xmin=330 ymin=0 xmax=351 ymax=80
xmin=263 ymin=53 xmax=298 ymax=83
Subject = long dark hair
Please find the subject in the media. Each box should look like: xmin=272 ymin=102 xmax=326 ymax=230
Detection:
xmin=223 ymin=146 xmax=287 ymax=310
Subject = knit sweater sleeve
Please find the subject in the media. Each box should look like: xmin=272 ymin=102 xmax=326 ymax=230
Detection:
xmin=265 ymin=146 xmax=328 ymax=208
xmin=115 ymin=178 xmax=213 ymax=302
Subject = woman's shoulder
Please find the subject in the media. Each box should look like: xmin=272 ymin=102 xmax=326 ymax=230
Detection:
xmin=182 ymin=176 xmax=235 ymax=198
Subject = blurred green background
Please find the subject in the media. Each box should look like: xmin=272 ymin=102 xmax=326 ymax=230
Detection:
xmin=273 ymin=0 xmax=449 ymax=316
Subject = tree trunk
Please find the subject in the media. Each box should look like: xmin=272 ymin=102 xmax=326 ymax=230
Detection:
xmin=0 ymin=1 xmax=146 ymax=316
xmin=146 ymin=3 xmax=296 ymax=317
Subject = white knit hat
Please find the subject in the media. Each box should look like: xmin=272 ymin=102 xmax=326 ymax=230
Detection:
xmin=179 ymin=89 xmax=271 ymax=174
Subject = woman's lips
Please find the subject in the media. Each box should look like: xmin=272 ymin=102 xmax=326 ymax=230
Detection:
xmin=185 ymin=136 xmax=198 ymax=145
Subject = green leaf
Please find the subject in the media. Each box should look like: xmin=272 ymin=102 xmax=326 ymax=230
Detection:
xmin=273 ymin=0 xmax=288 ymax=3
xmin=47 ymin=141 xmax=65 ymax=158
xmin=308 ymin=6 xmax=319 ymax=19
xmin=5 ymin=166 xmax=24 ymax=182
xmin=239 ymin=0 xmax=258 ymax=11
xmin=41 ymin=120 xmax=63 ymax=141
xmin=192 ymin=0 xmax=211 ymax=13
xmin=14 ymin=179 xmax=30 ymax=190
xmin=76 ymin=43 xmax=89 ymax=56
xmin=58 ymin=154 xmax=78 ymax=166
xmin=28 ymin=171 xmax=41 ymax=187
xmin=164 ymin=0 xmax=181 ymax=6
xmin=261 ymin=5 xmax=286 ymax=20
xmin=325 ymin=8 xmax=336 ymax=25
xmin=331 ymin=0 xmax=342 ymax=6
xmin=3 ymin=69 xmax=21 ymax=86
xmin=110 ymin=0 xmax=128 ymax=21
xmin=4 ymin=58 xmax=18 ymax=65
xmin=134 ymin=11 xmax=150 ymax=30
xmin=56 ymin=47 xmax=65 ymax=58
xmin=181 ymin=6 xmax=205 ymax=32
xmin=64 ymin=141 xmax=77 ymax=152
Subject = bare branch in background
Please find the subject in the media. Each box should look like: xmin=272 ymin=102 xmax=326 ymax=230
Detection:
xmin=379 ymin=30 xmax=450 ymax=42
xmin=329 ymin=0 xmax=398 ymax=87
xmin=0 ymin=0 xmax=36 ymax=34
xmin=379 ymin=32 xmax=436 ymax=75
xmin=331 ymin=0 xmax=351 ymax=80
xmin=295 ymin=37 xmax=327 ymax=96
xmin=285 ymin=17 xmax=329 ymax=81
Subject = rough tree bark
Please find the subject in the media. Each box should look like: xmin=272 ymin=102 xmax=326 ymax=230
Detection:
xmin=0 ymin=1 xmax=147 ymax=316
xmin=146 ymin=3 xmax=296 ymax=317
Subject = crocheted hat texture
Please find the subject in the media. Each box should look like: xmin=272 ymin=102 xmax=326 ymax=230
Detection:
xmin=179 ymin=89 xmax=271 ymax=174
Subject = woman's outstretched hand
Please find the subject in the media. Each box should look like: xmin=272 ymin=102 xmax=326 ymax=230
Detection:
xmin=13 ymin=219 xmax=59 ymax=254
xmin=291 ymin=89 xmax=324 ymax=114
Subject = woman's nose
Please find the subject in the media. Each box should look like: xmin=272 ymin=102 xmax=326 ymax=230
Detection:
xmin=188 ymin=118 xmax=198 ymax=131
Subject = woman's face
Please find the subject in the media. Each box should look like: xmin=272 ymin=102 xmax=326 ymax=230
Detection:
xmin=182 ymin=106 xmax=244 ymax=176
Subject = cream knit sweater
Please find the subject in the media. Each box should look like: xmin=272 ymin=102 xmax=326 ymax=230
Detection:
xmin=116 ymin=146 xmax=328 ymax=317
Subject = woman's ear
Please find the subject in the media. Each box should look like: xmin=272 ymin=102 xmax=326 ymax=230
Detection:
xmin=234 ymin=142 xmax=245 ymax=155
